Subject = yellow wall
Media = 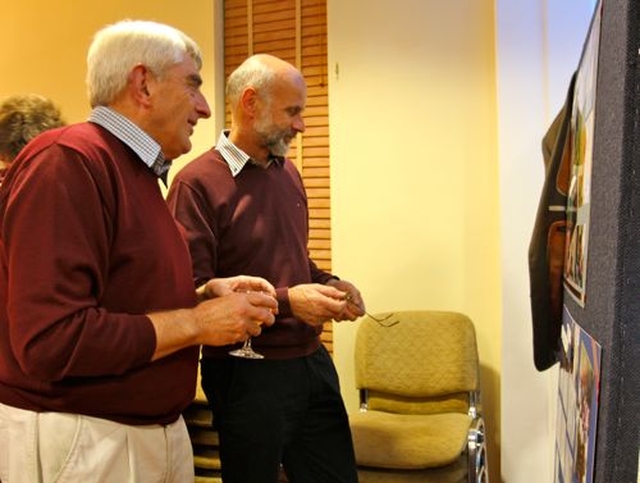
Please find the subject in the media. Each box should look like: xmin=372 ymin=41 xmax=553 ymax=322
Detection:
xmin=0 ymin=0 xmax=217 ymax=170
xmin=327 ymin=1 xmax=501 ymax=480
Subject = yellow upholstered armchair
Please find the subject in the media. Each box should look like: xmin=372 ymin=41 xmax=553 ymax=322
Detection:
xmin=349 ymin=310 xmax=488 ymax=483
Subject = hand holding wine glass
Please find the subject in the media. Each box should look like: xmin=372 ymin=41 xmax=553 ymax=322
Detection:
xmin=189 ymin=276 xmax=278 ymax=351
xmin=197 ymin=275 xmax=277 ymax=301
xmin=196 ymin=276 xmax=278 ymax=359
xmin=229 ymin=289 xmax=277 ymax=359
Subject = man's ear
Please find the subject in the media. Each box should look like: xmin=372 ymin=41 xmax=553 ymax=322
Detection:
xmin=240 ymin=87 xmax=258 ymax=117
xmin=129 ymin=64 xmax=153 ymax=106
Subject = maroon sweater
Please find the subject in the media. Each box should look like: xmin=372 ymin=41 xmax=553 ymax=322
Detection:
xmin=167 ymin=149 xmax=334 ymax=359
xmin=0 ymin=123 xmax=198 ymax=425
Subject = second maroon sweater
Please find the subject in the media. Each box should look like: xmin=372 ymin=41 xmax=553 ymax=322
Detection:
xmin=167 ymin=149 xmax=335 ymax=359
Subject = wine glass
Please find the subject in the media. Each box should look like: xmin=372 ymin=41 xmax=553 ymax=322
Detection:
xmin=229 ymin=337 xmax=264 ymax=359
xmin=229 ymin=290 xmax=265 ymax=359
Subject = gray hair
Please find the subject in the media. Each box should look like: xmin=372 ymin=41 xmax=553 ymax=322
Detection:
xmin=87 ymin=19 xmax=203 ymax=107
xmin=225 ymin=55 xmax=278 ymax=109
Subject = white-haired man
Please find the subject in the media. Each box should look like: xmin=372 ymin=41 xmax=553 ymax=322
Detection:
xmin=0 ymin=20 xmax=277 ymax=483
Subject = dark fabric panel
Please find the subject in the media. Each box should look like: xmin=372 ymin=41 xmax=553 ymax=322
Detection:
xmin=568 ymin=0 xmax=640 ymax=481
xmin=602 ymin=0 xmax=640 ymax=479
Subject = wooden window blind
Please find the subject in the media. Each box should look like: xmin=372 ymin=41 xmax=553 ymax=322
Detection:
xmin=223 ymin=0 xmax=333 ymax=352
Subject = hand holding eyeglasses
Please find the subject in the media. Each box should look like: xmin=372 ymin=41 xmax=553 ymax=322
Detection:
xmin=343 ymin=292 xmax=399 ymax=328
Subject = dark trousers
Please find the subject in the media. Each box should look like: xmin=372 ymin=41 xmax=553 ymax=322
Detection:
xmin=201 ymin=345 xmax=359 ymax=483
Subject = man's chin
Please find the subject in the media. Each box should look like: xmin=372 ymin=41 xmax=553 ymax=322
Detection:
xmin=165 ymin=142 xmax=192 ymax=161
xmin=180 ymin=140 xmax=193 ymax=156
xmin=269 ymin=142 xmax=291 ymax=158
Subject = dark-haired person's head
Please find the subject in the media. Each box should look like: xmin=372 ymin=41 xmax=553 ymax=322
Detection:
xmin=0 ymin=93 xmax=65 ymax=166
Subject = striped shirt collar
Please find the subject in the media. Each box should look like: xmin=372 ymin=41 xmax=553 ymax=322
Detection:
xmin=88 ymin=106 xmax=170 ymax=180
xmin=216 ymin=130 xmax=283 ymax=177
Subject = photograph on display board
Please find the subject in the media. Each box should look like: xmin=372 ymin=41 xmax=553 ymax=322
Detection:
xmin=554 ymin=306 xmax=602 ymax=483
xmin=563 ymin=2 xmax=601 ymax=306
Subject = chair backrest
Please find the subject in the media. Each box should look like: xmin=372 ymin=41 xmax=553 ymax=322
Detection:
xmin=354 ymin=310 xmax=480 ymax=415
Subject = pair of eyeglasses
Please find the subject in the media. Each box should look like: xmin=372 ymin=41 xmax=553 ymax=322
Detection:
xmin=345 ymin=294 xmax=399 ymax=328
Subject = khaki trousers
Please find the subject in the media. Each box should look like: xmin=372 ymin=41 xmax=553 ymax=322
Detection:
xmin=0 ymin=403 xmax=194 ymax=483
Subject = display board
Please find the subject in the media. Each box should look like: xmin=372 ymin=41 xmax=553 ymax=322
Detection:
xmin=555 ymin=0 xmax=639 ymax=481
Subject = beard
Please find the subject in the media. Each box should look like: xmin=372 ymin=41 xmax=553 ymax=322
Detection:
xmin=255 ymin=113 xmax=295 ymax=157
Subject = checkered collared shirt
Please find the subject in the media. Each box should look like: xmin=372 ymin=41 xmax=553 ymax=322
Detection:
xmin=89 ymin=106 xmax=170 ymax=180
